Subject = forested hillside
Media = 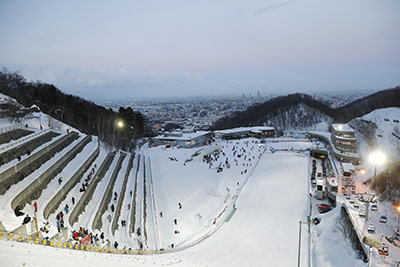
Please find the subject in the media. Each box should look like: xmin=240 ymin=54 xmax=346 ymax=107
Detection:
xmin=0 ymin=68 xmax=153 ymax=150
xmin=211 ymin=88 xmax=400 ymax=131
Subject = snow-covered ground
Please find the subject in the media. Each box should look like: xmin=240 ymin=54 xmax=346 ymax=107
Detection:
xmin=0 ymin=142 xmax=314 ymax=267
xmin=3 ymin=91 xmax=398 ymax=266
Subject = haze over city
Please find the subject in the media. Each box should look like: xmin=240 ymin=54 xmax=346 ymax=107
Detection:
xmin=1 ymin=0 xmax=399 ymax=99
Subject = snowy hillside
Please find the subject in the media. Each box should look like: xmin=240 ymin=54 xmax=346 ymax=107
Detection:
xmin=1 ymin=93 xmax=393 ymax=267
xmin=350 ymin=107 xmax=400 ymax=162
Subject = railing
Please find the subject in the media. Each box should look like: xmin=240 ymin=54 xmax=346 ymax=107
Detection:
xmin=0 ymin=230 xmax=168 ymax=255
xmin=0 ymin=129 xmax=51 ymax=153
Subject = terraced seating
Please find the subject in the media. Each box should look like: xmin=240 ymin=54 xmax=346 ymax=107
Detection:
xmin=69 ymin=152 xmax=116 ymax=227
xmin=43 ymin=146 xmax=100 ymax=220
xmin=111 ymin=153 xmax=134 ymax=234
xmin=129 ymin=154 xmax=141 ymax=235
xmin=92 ymin=152 xmax=126 ymax=231
xmin=11 ymin=135 xmax=92 ymax=210
xmin=0 ymin=130 xmax=59 ymax=165
xmin=0 ymin=128 xmax=33 ymax=145
xmin=0 ymin=132 xmax=79 ymax=195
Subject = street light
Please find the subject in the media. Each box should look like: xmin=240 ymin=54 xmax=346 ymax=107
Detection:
xmin=396 ymin=206 xmax=400 ymax=233
xmin=113 ymin=119 xmax=125 ymax=147
xmin=116 ymin=120 xmax=124 ymax=128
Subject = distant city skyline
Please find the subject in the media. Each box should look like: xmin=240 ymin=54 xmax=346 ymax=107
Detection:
xmin=0 ymin=0 xmax=399 ymax=100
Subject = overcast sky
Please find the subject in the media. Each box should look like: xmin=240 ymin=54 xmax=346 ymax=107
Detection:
xmin=0 ymin=0 xmax=399 ymax=99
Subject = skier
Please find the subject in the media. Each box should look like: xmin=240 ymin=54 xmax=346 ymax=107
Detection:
xmin=111 ymin=204 xmax=115 ymax=212
xmin=130 ymin=191 xmax=132 ymax=197
xmin=159 ymin=212 xmax=163 ymax=217
xmin=72 ymin=197 xmax=75 ymax=205
xmin=65 ymin=204 xmax=69 ymax=214
xmin=34 ymin=202 xmax=38 ymax=212
xmin=58 ymin=177 xmax=63 ymax=185
xmin=114 ymin=241 xmax=118 ymax=249
xmin=174 ymin=219 xmax=177 ymax=225
xmin=100 ymin=232 xmax=104 ymax=241
xmin=178 ymin=203 xmax=182 ymax=209
xmin=128 ymin=204 xmax=130 ymax=210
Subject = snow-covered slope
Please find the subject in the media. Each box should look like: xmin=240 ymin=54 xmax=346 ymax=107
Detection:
xmin=350 ymin=107 xmax=400 ymax=163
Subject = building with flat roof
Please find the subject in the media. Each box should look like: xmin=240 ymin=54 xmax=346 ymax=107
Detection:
xmin=330 ymin=123 xmax=357 ymax=154
xmin=152 ymin=130 xmax=213 ymax=148
xmin=214 ymin=126 xmax=274 ymax=140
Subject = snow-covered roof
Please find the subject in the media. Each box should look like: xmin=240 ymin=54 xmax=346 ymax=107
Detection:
xmin=154 ymin=130 xmax=211 ymax=141
xmin=342 ymin=162 xmax=355 ymax=172
xmin=332 ymin=123 xmax=354 ymax=132
xmin=215 ymin=126 xmax=274 ymax=135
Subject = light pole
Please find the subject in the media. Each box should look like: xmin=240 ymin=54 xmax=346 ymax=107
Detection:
xmin=113 ymin=119 xmax=125 ymax=146
xmin=396 ymin=206 xmax=400 ymax=233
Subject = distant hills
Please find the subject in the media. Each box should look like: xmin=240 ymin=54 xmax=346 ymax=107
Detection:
xmin=210 ymin=87 xmax=400 ymax=132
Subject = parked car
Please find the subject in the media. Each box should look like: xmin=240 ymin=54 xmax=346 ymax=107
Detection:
xmin=379 ymin=215 xmax=388 ymax=223
xmin=317 ymin=204 xmax=332 ymax=214
xmin=371 ymin=204 xmax=378 ymax=211
xmin=359 ymin=208 xmax=366 ymax=217
xmin=367 ymin=224 xmax=376 ymax=234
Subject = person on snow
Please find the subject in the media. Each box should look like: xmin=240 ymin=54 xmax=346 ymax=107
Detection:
xmin=57 ymin=219 xmax=61 ymax=233
xmin=100 ymin=232 xmax=104 ymax=242
xmin=34 ymin=202 xmax=38 ymax=212
xmin=111 ymin=204 xmax=115 ymax=212
xmin=72 ymin=197 xmax=75 ymax=205
xmin=58 ymin=177 xmax=63 ymax=185
xmin=114 ymin=241 xmax=118 ymax=249
xmin=73 ymin=231 xmax=79 ymax=241
xmin=65 ymin=204 xmax=69 ymax=214
xmin=174 ymin=219 xmax=177 ymax=225
xmin=14 ymin=205 xmax=24 ymax=217
xmin=22 ymin=214 xmax=31 ymax=225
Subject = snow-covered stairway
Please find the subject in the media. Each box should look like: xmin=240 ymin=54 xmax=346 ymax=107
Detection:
xmin=43 ymin=145 xmax=100 ymax=220
xmin=0 ymin=130 xmax=59 ymax=166
xmin=0 ymin=127 xmax=33 ymax=145
xmin=68 ymin=152 xmax=115 ymax=227
xmin=92 ymin=152 xmax=126 ymax=231
xmin=0 ymin=131 xmax=78 ymax=195
xmin=111 ymin=152 xmax=134 ymax=235
xmin=10 ymin=135 xmax=91 ymax=210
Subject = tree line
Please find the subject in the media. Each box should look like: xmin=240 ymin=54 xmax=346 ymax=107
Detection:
xmin=0 ymin=68 xmax=153 ymax=151
xmin=210 ymin=88 xmax=400 ymax=131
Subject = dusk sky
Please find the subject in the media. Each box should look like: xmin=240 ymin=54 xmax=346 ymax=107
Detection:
xmin=0 ymin=0 xmax=399 ymax=99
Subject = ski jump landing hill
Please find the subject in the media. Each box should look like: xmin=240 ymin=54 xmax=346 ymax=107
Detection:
xmin=0 ymin=131 xmax=317 ymax=266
